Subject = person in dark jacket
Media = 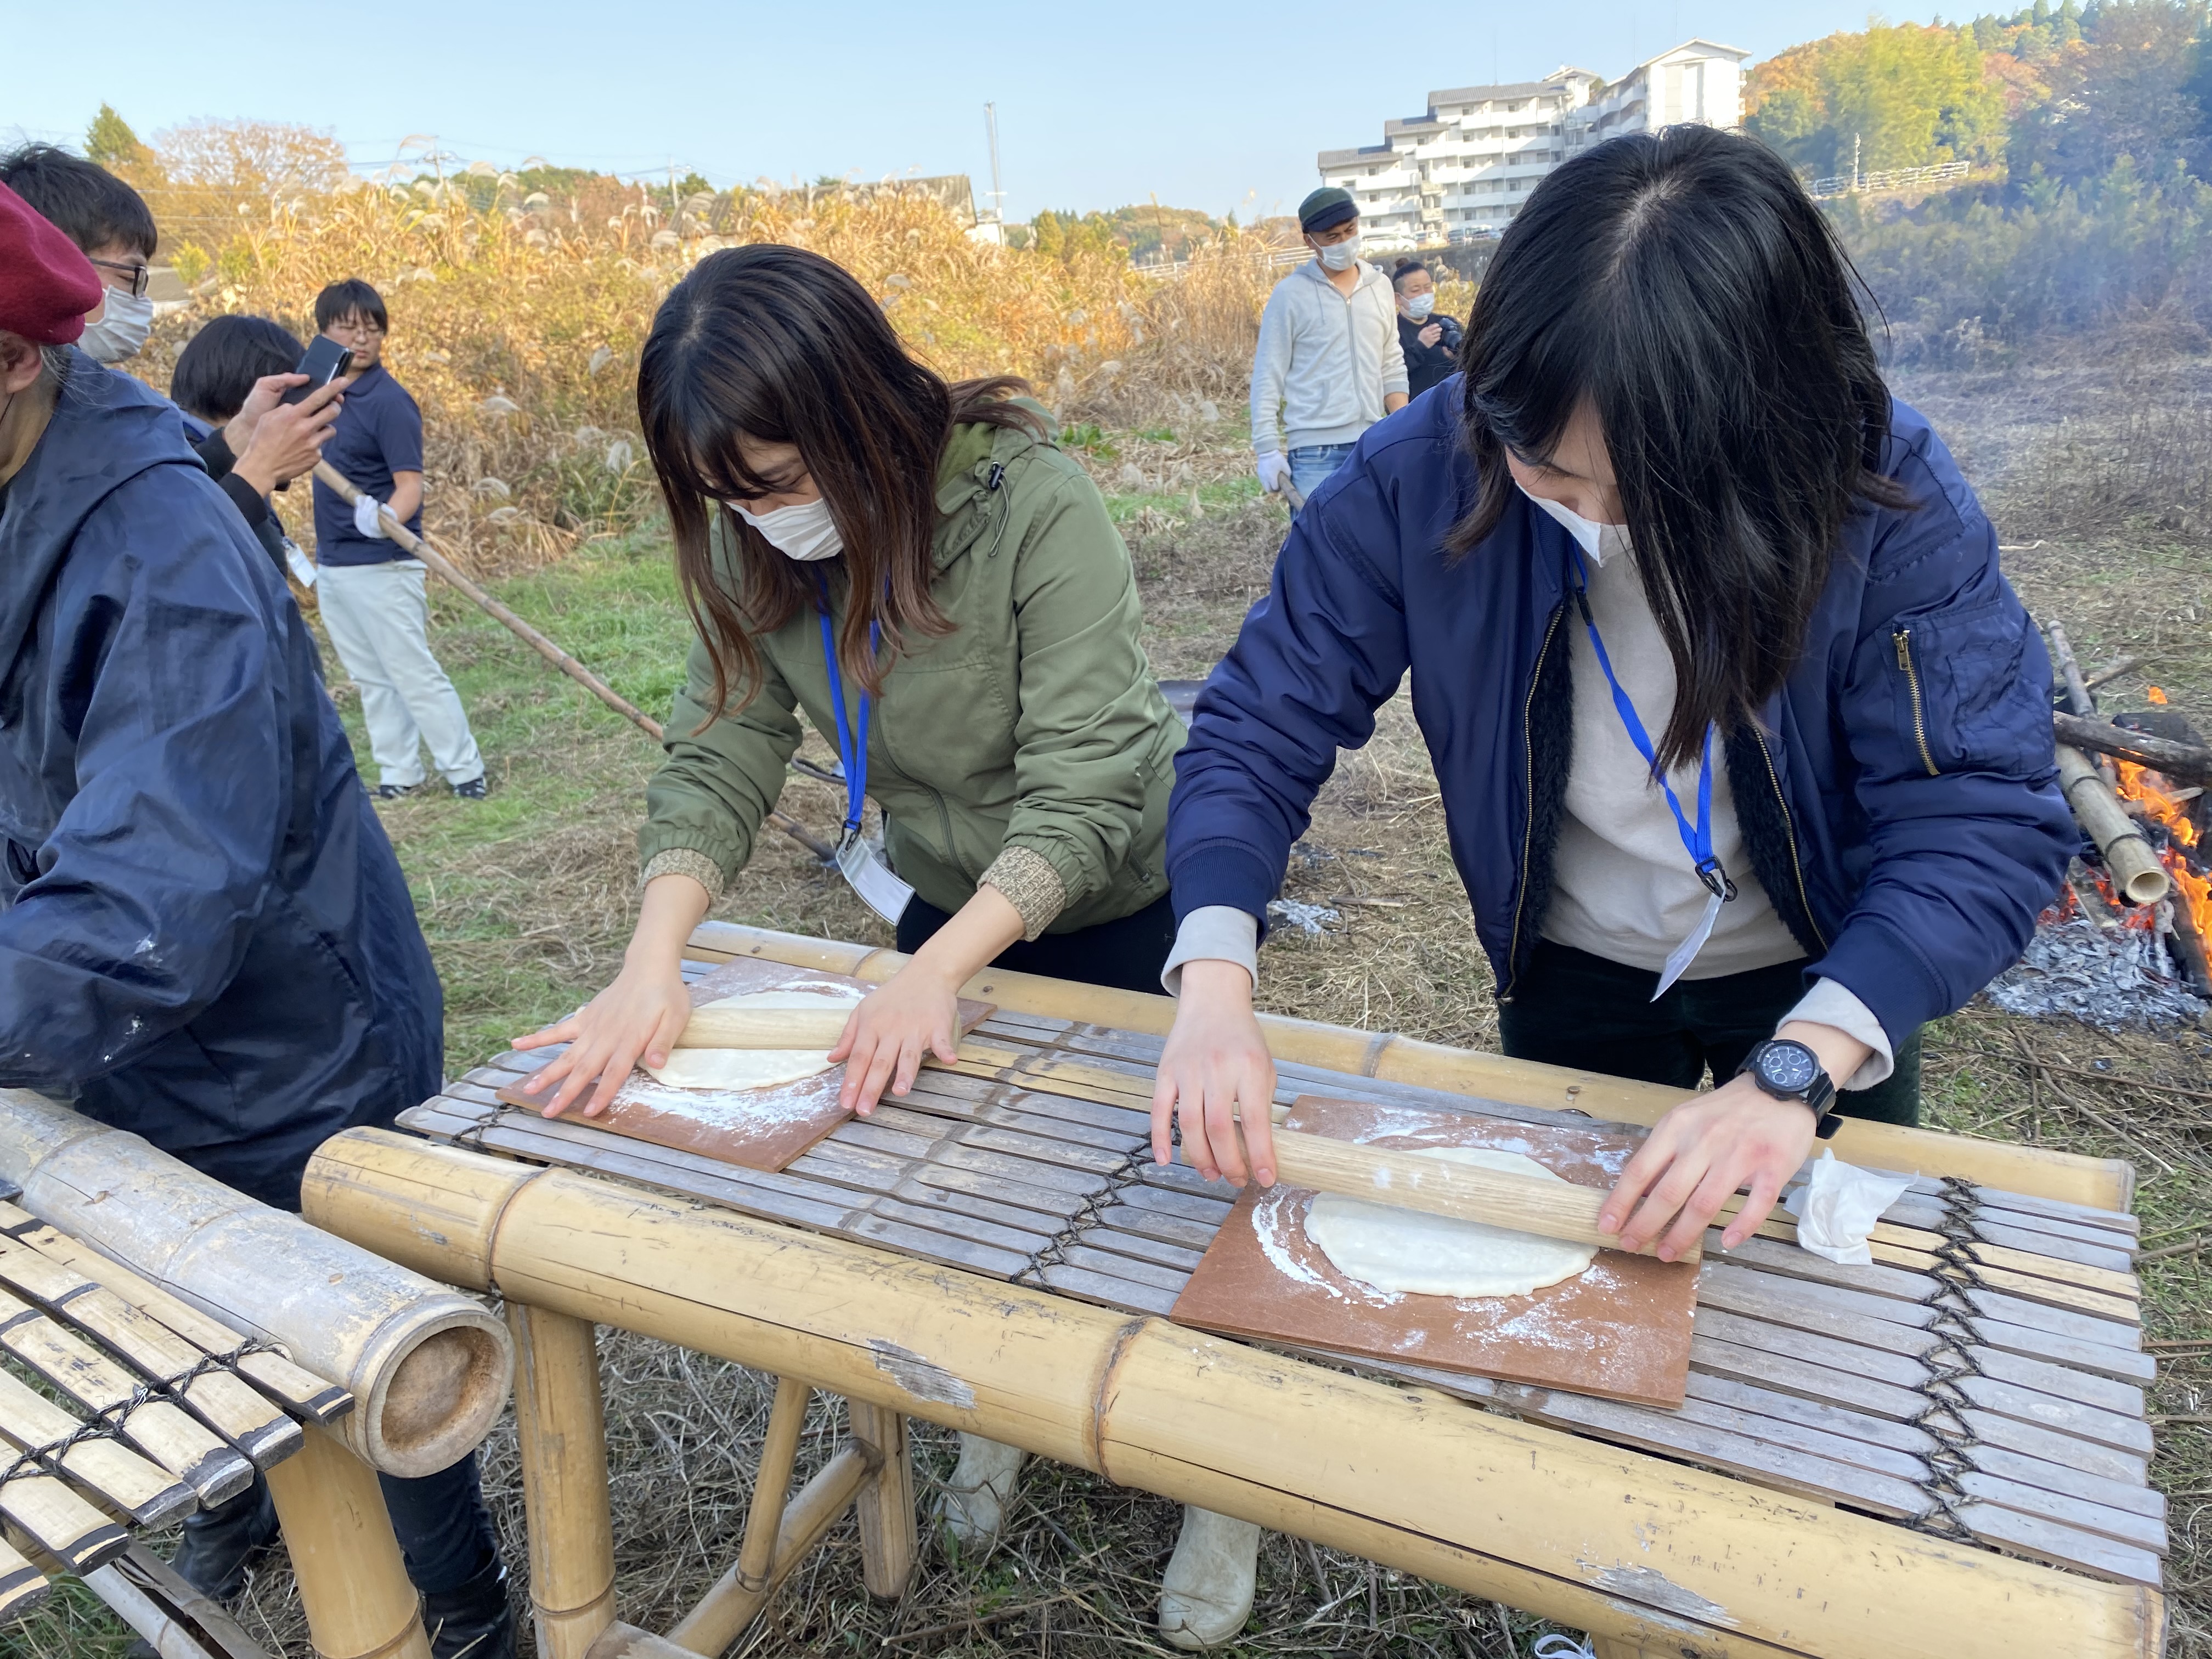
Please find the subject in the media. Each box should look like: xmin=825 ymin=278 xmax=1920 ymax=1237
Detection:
xmin=1391 ymin=257 xmax=1462 ymax=399
xmin=1152 ymin=128 xmax=2073 ymax=1267
xmin=172 ymin=313 xmax=341 ymax=584
xmin=0 ymin=184 xmax=514 ymax=1659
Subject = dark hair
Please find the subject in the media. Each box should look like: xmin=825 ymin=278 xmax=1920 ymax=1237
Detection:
xmin=1390 ymin=257 xmax=1429 ymax=291
xmin=171 ymin=314 xmax=304 ymax=422
xmin=0 ymin=144 xmax=156 ymax=258
xmin=637 ymin=242 xmax=1043 ymax=722
xmin=313 ymin=278 xmax=388 ymax=334
xmin=1451 ymin=125 xmax=1909 ymax=772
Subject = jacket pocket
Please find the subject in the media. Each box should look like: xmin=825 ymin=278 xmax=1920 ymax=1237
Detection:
xmin=1892 ymin=595 xmax=2049 ymax=777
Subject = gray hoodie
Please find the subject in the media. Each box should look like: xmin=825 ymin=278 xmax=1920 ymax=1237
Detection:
xmin=1249 ymin=259 xmax=1409 ymax=456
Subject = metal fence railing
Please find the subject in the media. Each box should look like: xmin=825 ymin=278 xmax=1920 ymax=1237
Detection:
xmin=1809 ymin=160 xmax=1972 ymax=198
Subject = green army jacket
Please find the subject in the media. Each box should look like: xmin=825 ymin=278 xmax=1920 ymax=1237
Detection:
xmin=637 ymin=412 xmax=1181 ymax=935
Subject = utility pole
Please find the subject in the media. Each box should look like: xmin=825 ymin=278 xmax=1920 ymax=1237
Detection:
xmin=983 ymin=102 xmax=1006 ymax=228
xmin=1853 ymin=131 xmax=1862 ymax=190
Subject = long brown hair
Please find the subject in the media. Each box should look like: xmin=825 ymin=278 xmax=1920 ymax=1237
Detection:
xmin=1449 ymin=126 xmax=1910 ymax=773
xmin=638 ymin=243 xmax=1043 ymax=723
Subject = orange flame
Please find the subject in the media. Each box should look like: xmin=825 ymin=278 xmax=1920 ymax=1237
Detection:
xmin=2112 ymin=758 xmax=2211 ymax=949
xmin=2147 ymin=686 xmax=2170 ymax=705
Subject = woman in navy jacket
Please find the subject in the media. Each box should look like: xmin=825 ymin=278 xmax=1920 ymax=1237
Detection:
xmin=1153 ymin=127 xmax=2073 ymax=1262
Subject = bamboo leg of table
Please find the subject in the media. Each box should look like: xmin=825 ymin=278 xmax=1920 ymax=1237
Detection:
xmin=847 ymin=1398 xmax=915 ymax=1599
xmin=509 ymin=1304 xmax=617 ymax=1659
xmin=667 ymin=1373 xmax=810 ymax=1655
xmin=264 ymin=1425 xmax=430 ymax=1659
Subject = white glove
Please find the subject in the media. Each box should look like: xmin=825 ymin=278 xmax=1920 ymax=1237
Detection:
xmin=353 ymin=494 xmax=390 ymax=539
xmin=1255 ymin=453 xmax=1291 ymax=494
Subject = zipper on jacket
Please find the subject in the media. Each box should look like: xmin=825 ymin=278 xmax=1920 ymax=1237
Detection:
xmin=1499 ymin=603 xmax=1566 ymax=1002
xmin=1893 ymin=627 xmax=1939 ymax=776
xmin=1751 ymin=724 xmax=1829 ymax=955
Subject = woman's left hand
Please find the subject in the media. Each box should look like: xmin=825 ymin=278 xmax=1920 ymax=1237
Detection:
xmin=1599 ymin=1074 xmax=1818 ymax=1261
xmin=831 ymin=962 xmax=962 ymax=1115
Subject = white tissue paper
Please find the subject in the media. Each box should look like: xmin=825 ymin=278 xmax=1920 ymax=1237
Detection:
xmin=1782 ymin=1150 xmax=1918 ymax=1266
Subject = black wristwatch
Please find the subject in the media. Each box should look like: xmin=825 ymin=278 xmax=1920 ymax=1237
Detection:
xmin=1739 ymin=1039 xmax=1841 ymax=1138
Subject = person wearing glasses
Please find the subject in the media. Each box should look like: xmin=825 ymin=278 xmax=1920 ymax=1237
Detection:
xmin=0 ymin=144 xmax=159 ymax=368
xmin=307 ymin=278 xmax=488 ymax=800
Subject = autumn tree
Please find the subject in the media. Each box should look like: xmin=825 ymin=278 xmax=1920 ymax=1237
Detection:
xmin=2005 ymin=0 xmax=2210 ymax=184
xmin=1745 ymin=22 xmax=2007 ymax=176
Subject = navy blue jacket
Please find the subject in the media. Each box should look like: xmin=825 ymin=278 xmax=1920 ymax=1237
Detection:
xmin=0 ymin=353 xmax=442 ymax=1209
xmin=1169 ymin=381 xmax=2075 ymax=1046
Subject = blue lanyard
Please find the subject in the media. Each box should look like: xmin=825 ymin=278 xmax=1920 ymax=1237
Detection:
xmin=1566 ymin=546 xmax=1735 ymax=902
xmin=814 ymin=573 xmax=879 ymax=842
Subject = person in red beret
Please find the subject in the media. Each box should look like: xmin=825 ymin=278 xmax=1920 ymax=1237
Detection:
xmin=0 ymin=178 xmax=515 ymax=1659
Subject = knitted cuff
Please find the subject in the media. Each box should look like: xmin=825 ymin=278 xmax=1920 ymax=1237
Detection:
xmin=640 ymin=847 xmax=725 ymax=901
xmin=979 ymin=845 xmax=1068 ymax=942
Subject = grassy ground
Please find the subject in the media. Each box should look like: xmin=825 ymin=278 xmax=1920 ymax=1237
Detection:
xmin=9 ymin=369 xmax=2210 ymax=1658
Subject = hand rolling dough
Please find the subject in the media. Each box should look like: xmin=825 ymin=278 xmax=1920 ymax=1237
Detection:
xmin=1303 ymin=1147 xmax=1599 ymax=1298
xmin=643 ymin=986 xmax=866 ymax=1091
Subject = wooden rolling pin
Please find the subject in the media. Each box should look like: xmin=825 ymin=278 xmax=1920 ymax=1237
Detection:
xmin=1218 ymin=1121 xmax=1701 ymax=1262
xmin=673 ymin=1006 xmax=859 ymax=1049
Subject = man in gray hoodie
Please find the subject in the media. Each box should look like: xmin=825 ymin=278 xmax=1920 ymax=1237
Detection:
xmin=1250 ymin=187 xmax=1409 ymax=511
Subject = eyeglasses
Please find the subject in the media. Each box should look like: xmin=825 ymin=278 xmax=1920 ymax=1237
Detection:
xmin=89 ymin=258 xmax=150 ymax=298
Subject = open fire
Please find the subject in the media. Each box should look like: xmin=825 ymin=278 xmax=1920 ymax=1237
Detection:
xmin=1985 ymin=639 xmax=2212 ymax=1031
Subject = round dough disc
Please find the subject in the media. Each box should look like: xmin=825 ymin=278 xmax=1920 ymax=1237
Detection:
xmin=643 ymin=986 xmax=866 ymax=1092
xmin=1304 ymin=1147 xmax=1598 ymax=1299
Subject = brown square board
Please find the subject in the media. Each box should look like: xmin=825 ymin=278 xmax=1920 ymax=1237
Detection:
xmin=497 ymin=958 xmax=994 ymax=1172
xmin=1169 ymin=1095 xmax=1699 ymax=1408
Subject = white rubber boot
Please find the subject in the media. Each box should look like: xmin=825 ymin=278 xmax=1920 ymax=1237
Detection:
xmin=935 ymin=1432 xmax=1027 ymax=1550
xmin=1157 ymin=1505 xmax=1261 ymax=1650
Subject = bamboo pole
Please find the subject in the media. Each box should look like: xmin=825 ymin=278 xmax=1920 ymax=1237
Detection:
xmin=506 ymin=1305 xmax=616 ymax=1659
xmin=302 ymin=1132 xmax=2168 ymax=1659
xmin=2057 ymin=746 xmax=2170 ymax=906
xmin=84 ymin=1544 xmax=270 ymax=1659
xmin=2048 ymin=620 xmax=2098 ymax=719
xmin=682 ymin=921 xmax=2140 ymax=1213
xmin=675 ymin=1006 xmax=855 ymax=1049
xmin=668 ymin=1374 xmax=810 ymax=1654
xmin=1258 ymin=1127 xmax=1695 ymax=1260
xmin=264 ymin=1426 xmax=432 ymax=1659
xmin=848 ymin=1400 xmax=915 ymax=1600
xmin=669 ymin=1448 xmax=874 ymax=1655
xmin=0 ymin=1090 xmax=511 ymax=1477
xmin=4 ymin=1212 xmax=352 ymax=1426
xmin=2053 ymin=712 xmax=2212 ymax=786
xmin=313 ymin=462 xmax=835 ymax=864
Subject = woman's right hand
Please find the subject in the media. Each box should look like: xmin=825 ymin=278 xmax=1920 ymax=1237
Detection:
xmin=511 ymin=956 xmax=694 ymax=1119
xmin=1150 ymin=958 xmax=1278 ymax=1186
xmin=512 ymin=871 xmax=713 ymax=1118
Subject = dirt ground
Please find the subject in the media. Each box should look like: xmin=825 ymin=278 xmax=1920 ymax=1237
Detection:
xmin=13 ymin=359 xmax=2210 ymax=1658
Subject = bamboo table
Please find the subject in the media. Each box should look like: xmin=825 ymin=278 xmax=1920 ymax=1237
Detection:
xmin=323 ymin=921 xmax=2168 ymax=1659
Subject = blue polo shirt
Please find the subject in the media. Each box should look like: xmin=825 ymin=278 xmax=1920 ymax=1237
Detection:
xmin=312 ymin=364 xmax=425 ymax=567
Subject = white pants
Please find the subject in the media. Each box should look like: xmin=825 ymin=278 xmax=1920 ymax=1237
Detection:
xmin=317 ymin=559 xmax=483 ymax=788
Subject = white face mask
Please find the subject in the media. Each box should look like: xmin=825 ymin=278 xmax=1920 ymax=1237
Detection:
xmin=1313 ymin=233 xmax=1361 ymax=272
xmin=81 ymin=288 xmax=154 ymax=364
xmin=732 ymin=495 xmax=843 ymax=562
xmin=1403 ymin=292 xmax=1436 ymax=320
xmin=1517 ymin=481 xmax=1630 ymax=565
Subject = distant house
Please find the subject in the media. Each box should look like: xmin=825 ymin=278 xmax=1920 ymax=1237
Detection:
xmin=1316 ymin=40 xmax=1750 ymax=251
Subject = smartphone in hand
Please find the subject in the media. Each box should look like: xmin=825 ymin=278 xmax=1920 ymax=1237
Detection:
xmin=279 ymin=335 xmax=353 ymax=405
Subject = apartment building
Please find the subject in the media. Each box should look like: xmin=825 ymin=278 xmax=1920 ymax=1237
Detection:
xmin=1317 ymin=40 xmax=1750 ymax=250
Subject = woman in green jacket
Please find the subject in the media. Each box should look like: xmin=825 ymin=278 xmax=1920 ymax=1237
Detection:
xmin=517 ymin=242 xmax=1181 ymax=1116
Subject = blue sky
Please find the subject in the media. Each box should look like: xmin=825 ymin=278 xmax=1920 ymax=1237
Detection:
xmin=10 ymin=2 xmax=1954 ymax=223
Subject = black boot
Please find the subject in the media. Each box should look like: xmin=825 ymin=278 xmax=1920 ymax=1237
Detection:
xmin=171 ymin=1479 xmax=281 ymax=1604
xmin=421 ymin=1559 xmax=517 ymax=1659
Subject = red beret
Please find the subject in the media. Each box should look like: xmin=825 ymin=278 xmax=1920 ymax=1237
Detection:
xmin=0 ymin=181 xmax=104 ymax=346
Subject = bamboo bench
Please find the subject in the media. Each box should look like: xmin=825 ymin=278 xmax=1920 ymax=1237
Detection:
xmin=314 ymin=920 xmax=2166 ymax=1659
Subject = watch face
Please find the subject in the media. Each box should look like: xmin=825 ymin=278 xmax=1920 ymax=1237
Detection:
xmin=1759 ymin=1042 xmax=1820 ymax=1093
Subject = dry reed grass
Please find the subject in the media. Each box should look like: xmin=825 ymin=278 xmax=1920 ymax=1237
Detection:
xmin=126 ymin=125 xmax=1279 ymax=580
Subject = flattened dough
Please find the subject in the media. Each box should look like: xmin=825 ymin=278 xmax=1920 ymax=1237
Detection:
xmin=1304 ymin=1147 xmax=1598 ymax=1299
xmin=644 ymin=986 xmax=866 ymax=1091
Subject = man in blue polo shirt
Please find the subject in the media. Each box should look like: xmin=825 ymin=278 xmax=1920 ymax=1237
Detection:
xmin=309 ymin=279 xmax=486 ymax=799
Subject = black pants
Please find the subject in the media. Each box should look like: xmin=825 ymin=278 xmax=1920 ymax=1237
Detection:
xmin=897 ymin=891 xmax=1178 ymax=996
xmin=1498 ymin=940 xmax=1922 ymax=1125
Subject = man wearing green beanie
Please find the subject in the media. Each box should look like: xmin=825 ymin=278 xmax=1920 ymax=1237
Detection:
xmin=1250 ymin=186 xmax=1408 ymax=512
